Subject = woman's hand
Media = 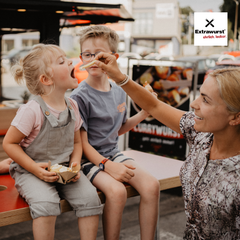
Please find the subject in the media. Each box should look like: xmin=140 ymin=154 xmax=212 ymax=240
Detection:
xmin=104 ymin=160 xmax=135 ymax=182
xmin=33 ymin=162 xmax=59 ymax=182
xmin=95 ymin=52 xmax=126 ymax=84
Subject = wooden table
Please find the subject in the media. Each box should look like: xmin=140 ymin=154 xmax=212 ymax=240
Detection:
xmin=0 ymin=150 xmax=184 ymax=237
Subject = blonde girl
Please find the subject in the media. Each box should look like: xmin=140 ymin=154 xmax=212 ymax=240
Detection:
xmin=3 ymin=44 xmax=103 ymax=240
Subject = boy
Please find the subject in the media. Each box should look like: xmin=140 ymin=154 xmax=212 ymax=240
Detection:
xmin=70 ymin=25 xmax=160 ymax=240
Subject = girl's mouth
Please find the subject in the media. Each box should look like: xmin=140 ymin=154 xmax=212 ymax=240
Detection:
xmin=71 ymin=68 xmax=75 ymax=78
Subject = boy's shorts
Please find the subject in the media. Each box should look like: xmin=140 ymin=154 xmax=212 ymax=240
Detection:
xmin=81 ymin=152 xmax=134 ymax=182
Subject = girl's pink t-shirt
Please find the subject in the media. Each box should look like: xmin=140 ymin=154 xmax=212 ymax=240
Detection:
xmin=11 ymin=98 xmax=82 ymax=148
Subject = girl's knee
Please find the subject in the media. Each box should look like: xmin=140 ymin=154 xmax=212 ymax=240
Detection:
xmin=30 ymin=202 xmax=61 ymax=219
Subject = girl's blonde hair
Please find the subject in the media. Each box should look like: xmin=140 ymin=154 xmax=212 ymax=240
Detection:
xmin=79 ymin=25 xmax=119 ymax=53
xmin=209 ymin=67 xmax=240 ymax=113
xmin=11 ymin=44 xmax=65 ymax=95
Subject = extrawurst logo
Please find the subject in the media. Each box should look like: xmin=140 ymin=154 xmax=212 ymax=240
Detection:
xmin=205 ymin=19 xmax=214 ymax=27
xmin=194 ymin=12 xmax=228 ymax=46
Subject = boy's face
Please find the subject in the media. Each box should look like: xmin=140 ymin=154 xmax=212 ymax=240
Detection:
xmin=80 ymin=37 xmax=112 ymax=77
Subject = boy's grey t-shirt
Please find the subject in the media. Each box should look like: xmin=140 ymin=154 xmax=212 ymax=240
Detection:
xmin=70 ymin=80 xmax=127 ymax=158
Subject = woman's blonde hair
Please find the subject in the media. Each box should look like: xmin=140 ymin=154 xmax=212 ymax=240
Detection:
xmin=209 ymin=67 xmax=240 ymax=113
xmin=11 ymin=44 xmax=65 ymax=95
xmin=79 ymin=25 xmax=119 ymax=53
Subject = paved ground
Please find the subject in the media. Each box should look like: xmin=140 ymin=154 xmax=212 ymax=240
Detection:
xmin=0 ymin=188 xmax=186 ymax=240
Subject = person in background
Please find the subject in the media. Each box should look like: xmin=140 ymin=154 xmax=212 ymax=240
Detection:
xmin=70 ymin=25 xmax=160 ymax=240
xmin=3 ymin=44 xmax=103 ymax=240
xmin=0 ymin=158 xmax=13 ymax=174
xmin=95 ymin=53 xmax=240 ymax=240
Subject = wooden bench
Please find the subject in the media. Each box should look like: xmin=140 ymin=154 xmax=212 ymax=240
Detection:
xmin=0 ymin=150 xmax=183 ymax=238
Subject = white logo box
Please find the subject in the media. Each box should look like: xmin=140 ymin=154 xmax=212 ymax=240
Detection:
xmin=194 ymin=12 xmax=228 ymax=46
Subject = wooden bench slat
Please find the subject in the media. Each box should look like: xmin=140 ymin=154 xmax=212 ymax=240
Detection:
xmin=0 ymin=150 xmax=183 ymax=227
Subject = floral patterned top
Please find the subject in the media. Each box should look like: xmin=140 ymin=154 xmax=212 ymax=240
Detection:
xmin=180 ymin=111 xmax=240 ymax=240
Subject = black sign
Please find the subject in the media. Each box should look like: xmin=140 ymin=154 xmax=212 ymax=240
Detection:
xmin=128 ymin=64 xmax=193 ymax=159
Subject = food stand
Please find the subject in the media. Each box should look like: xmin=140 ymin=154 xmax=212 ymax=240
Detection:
xmin=126 ymin=59 xmax=196 ymax=160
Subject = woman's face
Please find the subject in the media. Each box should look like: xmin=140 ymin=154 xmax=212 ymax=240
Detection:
xmin=190 ymin=76 xmax=233 ymax=134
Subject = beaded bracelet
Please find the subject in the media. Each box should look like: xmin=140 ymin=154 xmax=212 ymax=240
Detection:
xmin=116 ymin=74 xmax=130 ymax=87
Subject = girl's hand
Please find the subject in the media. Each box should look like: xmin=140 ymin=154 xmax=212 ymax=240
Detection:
xmin=69 ymin=162 xmax=81 ymax=182
xmin=70 ymin=171 xmax=81 ymax=182
xmin=104 ymin=161 xmax=135 ymax=182
xmin=33 ymin=162 xmax=59 ymax=182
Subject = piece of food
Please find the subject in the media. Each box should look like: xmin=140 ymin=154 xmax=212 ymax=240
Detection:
xmin=79 ymin=60 xmax=96 ymax=70
xmin=155 ymin=66 xmax=169 ymax=79
xmin=179 ymin=87 xmax=189 ymax=97
xmin=167 ymin=71 xmax=181 ymax=81
xmin=49 ymin=164 xmax=77 ymax=173
xmin=139 ymin=72 xmax=153 ymax=85
xmin=167 ymin=89 xmax=181 ymax=106
xmin=153 ymin=80 xmax=163 ymax=91
xmin=182 ymin=68 xmax=193 ymax=80
xmin=143 ymin=81 xmax=153 ymax=93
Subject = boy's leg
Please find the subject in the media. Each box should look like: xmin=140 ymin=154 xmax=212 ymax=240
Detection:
xmin=33 ymin=216 xmax=57 ymax=240
xmin=126 ymin=160 xmax=160 ymax=240
xmin=93 ymin=171 xmax=127 ymax=240
xmin=78 ymin=215 xmax=99 ymax=240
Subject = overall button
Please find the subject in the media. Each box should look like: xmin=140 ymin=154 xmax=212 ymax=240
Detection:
xmin=45 ymin=111 xmax=50 ymax=116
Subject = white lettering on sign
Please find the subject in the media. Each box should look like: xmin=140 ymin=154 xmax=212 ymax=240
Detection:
xmin=132 ymin=123 xmax=183 ymax=139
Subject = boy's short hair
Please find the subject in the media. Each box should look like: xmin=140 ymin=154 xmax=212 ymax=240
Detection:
xmin=79 ymin=25 xmax=119 ymax=53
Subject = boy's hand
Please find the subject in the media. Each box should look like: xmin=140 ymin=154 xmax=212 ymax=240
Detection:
xmin=32 ymin=162 xmax=59 ymax=183
xmin=104 ymin=161 xmax=135 ymax=182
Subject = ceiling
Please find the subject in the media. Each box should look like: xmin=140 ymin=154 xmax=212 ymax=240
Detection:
xmin=0 ymin=0 xmax=134 ymax=36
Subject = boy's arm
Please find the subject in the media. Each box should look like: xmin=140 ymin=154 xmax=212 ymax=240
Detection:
xmin=118 ymin=110 xmax=149 ymax=136
xmin=80 ymin=128 xmax=135 ymax=182
xmin=2 ymin=126 xmax=58 ymax=182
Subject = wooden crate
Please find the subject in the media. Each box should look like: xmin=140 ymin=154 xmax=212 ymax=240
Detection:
xmin=0 ymin=107 xmax=18 ymax=136
xmin=0 ymin=107 xmax=18 ymax=161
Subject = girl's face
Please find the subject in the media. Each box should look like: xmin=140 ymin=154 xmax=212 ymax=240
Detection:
xmin=80 ymin=37 xmax=112 ymax=77
xmin=50 ymin=50 xmax=78 ymax=91
xmin=190 ymin=76 xmax=234 ymax=134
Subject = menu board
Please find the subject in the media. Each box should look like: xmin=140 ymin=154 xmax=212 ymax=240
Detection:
xmin=128 ymin=64 xmax=193 ymax=159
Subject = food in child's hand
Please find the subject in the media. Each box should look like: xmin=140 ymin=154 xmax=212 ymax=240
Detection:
xmin=143 ymin=81 xmax=154 ymax=93
xmin=50 ymin=164 xmax=78 ymax=173
xmin=79 ymin=60 xmax=97 ymax=70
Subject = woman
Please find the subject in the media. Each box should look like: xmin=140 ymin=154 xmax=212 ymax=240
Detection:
xmin=95 ymin=52 xmax=240 ymax=239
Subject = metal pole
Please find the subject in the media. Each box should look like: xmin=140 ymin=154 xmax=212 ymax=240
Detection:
xmin=234 ymin=0 xmax=239 ymax=50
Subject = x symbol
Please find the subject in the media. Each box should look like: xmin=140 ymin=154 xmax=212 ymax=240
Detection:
xmin=205 ymin=19 xmax=214 ymax=27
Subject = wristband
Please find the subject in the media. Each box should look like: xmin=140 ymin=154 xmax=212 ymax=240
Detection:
xmin=99 ymin=158 xmax=109 ymax=171
xmin=116 ymin=74 xmax=130 ymax=87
